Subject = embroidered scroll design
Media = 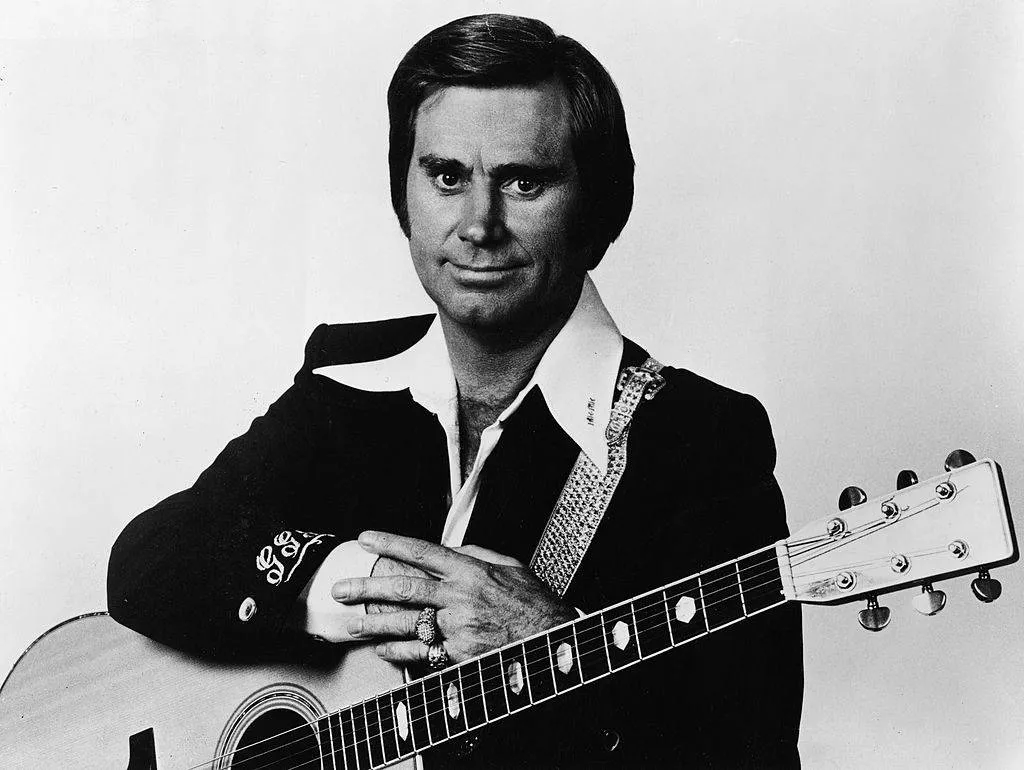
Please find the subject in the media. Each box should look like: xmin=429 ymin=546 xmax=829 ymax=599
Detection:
xmin=256 ymin=529 xmax=333 ymax=586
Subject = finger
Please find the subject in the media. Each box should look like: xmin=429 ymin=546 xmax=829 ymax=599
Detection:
xmin=455 ymin=544 xmax=524 ymax=567
xmin=332 ymin=574 xmax=450 ymax=607
xmin=358 ymin=530 xmax=470 ymax=577
xmin=373 ymin=640 xmax=432 ymax=664
xmin=346 ymin=610 xmax=420 ymax=640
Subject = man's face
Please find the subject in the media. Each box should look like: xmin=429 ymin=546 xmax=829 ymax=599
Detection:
xmin=405 ymin=79 xmax=588 ymax=335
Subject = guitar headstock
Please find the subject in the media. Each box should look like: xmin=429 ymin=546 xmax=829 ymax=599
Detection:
xmin=783 ymin=455 xmax=1016 ymax=622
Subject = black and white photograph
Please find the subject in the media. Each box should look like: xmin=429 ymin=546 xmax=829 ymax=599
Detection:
xmin=2 ymin=2 xmax=1022 ymax=768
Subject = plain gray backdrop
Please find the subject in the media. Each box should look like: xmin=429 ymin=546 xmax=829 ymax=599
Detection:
xmin=2 ymin=1 xmax=1022 ymax=767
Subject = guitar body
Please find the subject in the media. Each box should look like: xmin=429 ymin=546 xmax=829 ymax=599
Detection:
xmin=0 ymin=612 xmax=411 ymax=770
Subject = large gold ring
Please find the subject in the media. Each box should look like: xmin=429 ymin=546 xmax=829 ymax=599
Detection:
xmin=427 ymin=642 xmax=450 ymax=671
xmin=415 ymin=607 xmax=440 ymax=645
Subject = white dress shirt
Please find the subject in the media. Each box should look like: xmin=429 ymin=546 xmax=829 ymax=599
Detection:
xmin=301 ymin=275 xmax=624 ymax=640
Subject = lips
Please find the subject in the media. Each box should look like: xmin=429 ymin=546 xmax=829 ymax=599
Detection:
xmin=445 ymin=261 xmax=526 ymax=286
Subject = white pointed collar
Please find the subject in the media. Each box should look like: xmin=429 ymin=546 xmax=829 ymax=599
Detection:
xmin=313 ymin=275 xmax=624 ymax=474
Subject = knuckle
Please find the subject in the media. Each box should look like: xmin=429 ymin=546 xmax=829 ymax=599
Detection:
xmin=410 ymin=539 xmax=431 ymax=560
xmin=394 ymin=575 xmax=415 ymax=601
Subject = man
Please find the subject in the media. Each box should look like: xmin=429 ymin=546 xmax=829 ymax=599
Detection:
xmin=108 ymin=13 xmax=803 ymax=768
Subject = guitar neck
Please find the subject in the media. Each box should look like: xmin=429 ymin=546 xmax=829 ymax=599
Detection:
xmin=315 ymin=542 xmax=789 ymax=769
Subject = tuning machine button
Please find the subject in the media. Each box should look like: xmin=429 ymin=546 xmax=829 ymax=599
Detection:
xmin=838 ymin=486 xmax=867 ymax=511
xmin=912 ymin=584 xmax=946 ymax=615
xmin=971 ymin=569 xmax=1002 ymax=603
xmin=944 ymin=449 xmax=977 ymax=471
xmin=896 ymin=470 xmax=918 ymax=490
xmin=858 ymin=595 xmax=891 ymax=632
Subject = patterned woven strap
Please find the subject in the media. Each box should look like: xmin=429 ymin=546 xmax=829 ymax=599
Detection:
xmin=529 ymin=357 xmax=666 ymax=597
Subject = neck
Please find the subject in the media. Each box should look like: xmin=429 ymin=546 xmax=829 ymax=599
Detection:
xmin=438 ymin=286 xmax=582 ymax=411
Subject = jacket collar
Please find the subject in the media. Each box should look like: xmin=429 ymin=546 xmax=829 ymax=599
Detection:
xmin=313 ymin=275 xmax=624 ymax=474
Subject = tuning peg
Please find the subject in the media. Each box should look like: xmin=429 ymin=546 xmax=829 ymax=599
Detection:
xmin=858 ymin=595 xmax=891 ymax=631
xmin=971 ymin=569 xmax=1002 ymax=602
xmin=839 ymin=486 xmax=867 ymax=511
xmin=896 ymin=470 xmax=918 ymax=490
xmin=944 ymin=449 xmax=977 ymax=471
xmin=911 ymin=584 xmax=946 ymax=615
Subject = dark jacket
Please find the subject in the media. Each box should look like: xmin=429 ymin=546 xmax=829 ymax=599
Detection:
xmin=108 ymin=316 xmax=803 ymax=768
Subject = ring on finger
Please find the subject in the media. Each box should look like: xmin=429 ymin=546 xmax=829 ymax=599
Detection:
xmin=427 ymin=642 xmax=450 ymax=671
xmin=415 ymin=606 xmax=440 ymax=645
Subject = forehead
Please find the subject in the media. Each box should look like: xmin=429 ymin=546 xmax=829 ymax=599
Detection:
xmin=412 ymin=80 xmax=573 ymax=166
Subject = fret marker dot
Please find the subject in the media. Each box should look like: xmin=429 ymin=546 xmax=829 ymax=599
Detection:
xmin=675 ymin=596 xmax=697 ymax=623
xmin=612 ymin=620 xmax=631 ymax=650
xmin=556 ymin=642 xmax=574 ymax=674
xmin=395 ymin=701 xmax=409 ymax=741
xmin=507 ymin=661 xmax=525 ymax=695
xmin=446 ymin=683 xmax=461 ymax=719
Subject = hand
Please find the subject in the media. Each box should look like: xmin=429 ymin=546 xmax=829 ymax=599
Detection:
xmin=365 ymin=555 xmax=433 ymax=616
xmin=332 ymin=531 xmax=576 ymax=664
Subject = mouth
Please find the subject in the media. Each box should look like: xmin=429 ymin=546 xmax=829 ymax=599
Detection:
xmin=445 ymin=261 xmax=526 ymax=286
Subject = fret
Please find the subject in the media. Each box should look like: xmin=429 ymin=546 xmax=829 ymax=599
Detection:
xmin=461 ymin=660 xmax=487 ymax=728
xmin=364 ymin=697 xmax=385 ymax=768
xmin=391 ymin=688 xmax=414 ymax=758
xmin=633 ymin=590 xmax=672 ymax=657
xmin=575 ymin=613 xmax=610 ymax=682
xmin=440 ymin=666 xmax=468 ymax=737
xmin=423 ymin=673 xmax=449 ymax=743
xmin=665 ymin=577 xmax=706 ymax=644
xmin=662 ymin=589 xmax=676 ymax=647
xmin=738 ymin=549 xmax=786 ymax=614
xmin=328 ymin=711 xmax=348 ymax=770
xmin=498 ymin=644 xmax=531 ymax=712
xmin=702 ymin=563 xmax=745 ymax=629
xmin=524 ymin=634 xmax=556 ymax=703
xmin=480 ymin=652 xmax=509 ymax=720
xmin=696 ymin=576 xmax=711 ymax=633
xmin=378 ymin=693 xmax=400 ymax=765
xmin=407 ymin=681 xmax=431 ymax=751
xmin=353 ymin=703 xmax=371 ymax=770
xmin=547 ymin=623 xmax=582 ymax=693
xmin=602 ymin=603 xmax=640 ymax=671
xmin=735 ymin=562 xmax=748 ymax=616
xmin=316 ymin=714 xmax=337 ymax=770
xmin=339 ymin=707 xmax=359 ymax=770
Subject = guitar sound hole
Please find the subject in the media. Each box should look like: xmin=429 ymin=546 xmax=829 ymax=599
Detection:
xmin=230 ymin=708 xmax=320 ymax=769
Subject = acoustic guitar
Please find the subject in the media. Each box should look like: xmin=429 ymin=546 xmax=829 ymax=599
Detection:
xmin=0 ymin=453 xmax=1016 ymax=769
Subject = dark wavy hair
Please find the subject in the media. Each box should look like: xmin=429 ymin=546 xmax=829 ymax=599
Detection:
xmin=387 ymin=14 xmax=634 ymax=268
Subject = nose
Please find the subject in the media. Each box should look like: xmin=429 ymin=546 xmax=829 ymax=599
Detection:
xmin=457 ymin=186 xmax=506 ymax=247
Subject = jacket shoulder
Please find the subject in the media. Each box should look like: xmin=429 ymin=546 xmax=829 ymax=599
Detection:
xmin=302 ymin=314 xmax=435 ymax=371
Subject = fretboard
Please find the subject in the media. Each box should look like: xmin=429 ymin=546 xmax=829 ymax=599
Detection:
xmin=313 ymin=543 xmax=787 ymax=769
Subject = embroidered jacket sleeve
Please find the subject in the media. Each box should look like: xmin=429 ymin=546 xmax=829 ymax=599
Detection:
xmin=106 ymin=324 xmax=433 ymax=657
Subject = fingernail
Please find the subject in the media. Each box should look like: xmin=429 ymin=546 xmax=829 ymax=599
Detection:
xmin=346 ymin=618 xmax=363 ymax=636
xmin=374 ymin=644 xmax=387 ymax=657
xmin=358 ymin=531 xmax=377 ymax=547
xmin=332 ymin=582 xmax=349 ymax=600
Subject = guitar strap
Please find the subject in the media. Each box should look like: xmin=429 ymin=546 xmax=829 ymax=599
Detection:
xmin=529 ymin=357 xmax=667 ymax=597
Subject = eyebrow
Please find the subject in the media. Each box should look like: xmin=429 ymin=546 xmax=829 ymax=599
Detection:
xmin=417 ymin=154 xmax=569 ymax=182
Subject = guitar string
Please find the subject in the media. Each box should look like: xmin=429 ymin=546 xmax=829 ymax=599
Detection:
xmin=235 ymin=573 xmax=792 ymax=770
xmin=790 ymin=501 xmax=940 ymax=569
xmin=192 ymin=550 xmax=786 ymax=770
xmin=202 ymin=487 xmax=958 ymax=769
xmin=192 ymin=555 xmax=790 ymax=770
xmin=793 ymin=545 xmax=953 ymax=579
xmin=228 ymin=576 xmax=789 ymax=770
xmin=200 ymin=509 xmax=917 ymax=770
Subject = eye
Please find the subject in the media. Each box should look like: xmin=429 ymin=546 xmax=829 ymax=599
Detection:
xmin=433 ymin=172 xmax=464 ymax=192
xmin=507 ymin=178 xmax=544 ymax=197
